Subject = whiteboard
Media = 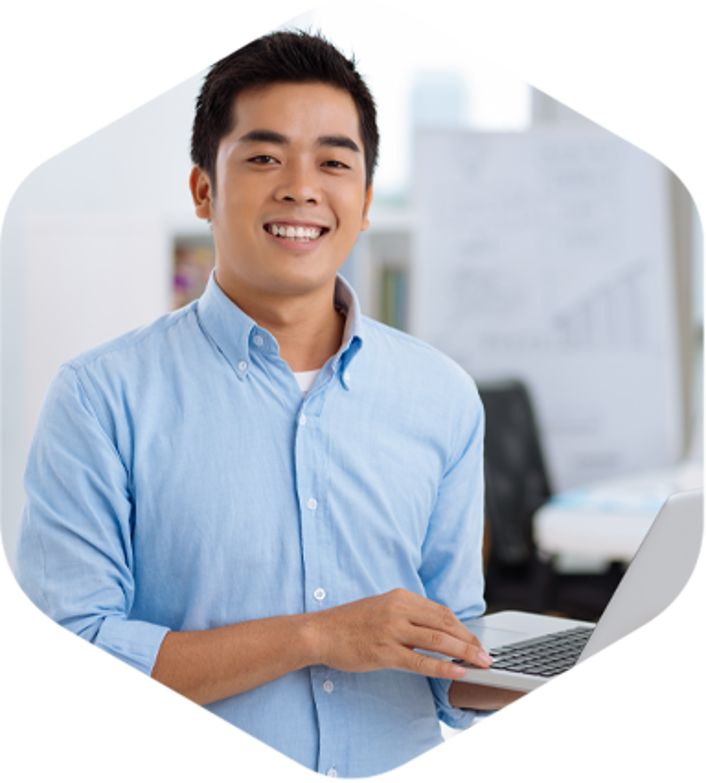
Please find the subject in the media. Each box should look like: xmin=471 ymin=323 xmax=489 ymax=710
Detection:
xmin=411 ymin=129 xmax=682 ymax=491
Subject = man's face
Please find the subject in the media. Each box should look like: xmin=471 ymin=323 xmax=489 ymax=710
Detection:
xmin=190 ymin=81 xmax=373 ymax=310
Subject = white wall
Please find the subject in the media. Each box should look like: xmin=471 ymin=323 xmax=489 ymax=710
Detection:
xmin=1 ymin=71 xmax=209 ymax=567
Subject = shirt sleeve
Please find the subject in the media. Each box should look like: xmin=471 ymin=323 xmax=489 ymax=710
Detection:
xmin=427 ymin=678 xmax=495 ymax=729
xmin=418 ymin=372 xmax=488 ymax=728
xmin=14 ymin=364 xmax=170 ymax=676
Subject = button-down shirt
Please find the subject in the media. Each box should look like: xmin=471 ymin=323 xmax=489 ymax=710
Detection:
xmin=16 ymin=274 xmax=486 ymax=778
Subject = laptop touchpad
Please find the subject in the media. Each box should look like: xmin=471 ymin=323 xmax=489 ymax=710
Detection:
xmin=469 ymin=626 xmax=530 ymax=650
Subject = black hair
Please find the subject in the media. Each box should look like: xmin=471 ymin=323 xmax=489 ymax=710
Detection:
xmin=191 ymin=30 xmax=379 ymax=194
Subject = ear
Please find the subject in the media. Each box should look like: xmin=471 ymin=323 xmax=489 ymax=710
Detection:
xmin=360 ymin=184 xmax=373 ymax=232
xmin=189 ymin=166 xmax=213 ymax=220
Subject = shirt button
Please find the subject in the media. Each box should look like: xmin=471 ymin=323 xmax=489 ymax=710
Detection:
xmin=323 ymin=679 xmax=335 ymax=693
xmin=327 ymin=769 xmax=337 ymax=778
xmin=307 ymin=497 xmax=318 ymax=510
xmin=314 ymin=588 xmax=326 ymax=601
xmin=299 ymin=414 xmax=307 ymax=426
xmin=253 ymin=335 xmax=264 ymax=347
xmin=238 ymin=360 xmax=248 ymax=371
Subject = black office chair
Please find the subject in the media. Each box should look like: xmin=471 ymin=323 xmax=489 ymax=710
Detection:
xmin=478 ymin=379 xmax=624 ymax=621
xmin=478 ymin=380 xmax=552 ymax=613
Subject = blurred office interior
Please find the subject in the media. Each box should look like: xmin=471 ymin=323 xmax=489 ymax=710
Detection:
xmin=0 ymin=9 xmax=706 ymax=619
xmin=166 ymin=86 xmax=706 ymax=621
xmin=2 ymin=9 xmax=702 ymax=622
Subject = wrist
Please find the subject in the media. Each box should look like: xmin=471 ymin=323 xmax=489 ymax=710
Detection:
xmin=294 ymin=611 xmax=326 ymax=669
xmin=449 ymin=681 xmax=525 ymax=710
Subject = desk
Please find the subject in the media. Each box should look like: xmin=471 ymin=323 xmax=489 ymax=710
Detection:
xmin=533 ymin=461 xmax=703 ymax=565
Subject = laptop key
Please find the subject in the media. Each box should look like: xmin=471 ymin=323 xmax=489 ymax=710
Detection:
xmin=481 ymin=625 xmax=593 ymax=677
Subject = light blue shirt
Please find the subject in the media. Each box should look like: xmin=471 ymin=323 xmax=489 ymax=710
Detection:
xmin=16 ymin=274 xmax=486 ymax=778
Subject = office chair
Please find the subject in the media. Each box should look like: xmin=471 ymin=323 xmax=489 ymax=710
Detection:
xmin=478 ymin=380 xmax=553 ymax=613
xmin=478 ymin=379 xmax=624 ymax=621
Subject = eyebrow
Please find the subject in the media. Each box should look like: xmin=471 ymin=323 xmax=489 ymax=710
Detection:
xmin=238 ymin=129 xmax=361 ymax=154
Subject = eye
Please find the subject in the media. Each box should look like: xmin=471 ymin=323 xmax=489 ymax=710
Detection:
xmin=248 ymin=155 xmax=278 ymax=164
xmin=322 ymin=160 xmax=350 ymax=170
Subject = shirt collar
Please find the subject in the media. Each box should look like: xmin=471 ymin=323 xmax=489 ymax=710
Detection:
xmin=196 ymin=272 xmax=364 ymax=385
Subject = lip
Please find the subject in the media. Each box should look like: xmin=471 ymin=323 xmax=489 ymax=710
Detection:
xmin=264 ymin=218 xmax=329 ymax=229
xmin=262 ymin=219 xmax=330 ymax=250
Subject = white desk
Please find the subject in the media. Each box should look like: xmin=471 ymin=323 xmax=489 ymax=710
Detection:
xmin=533 ymin=461 xmax=703 ymax=565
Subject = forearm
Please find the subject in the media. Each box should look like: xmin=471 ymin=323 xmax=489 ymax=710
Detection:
xmin=448 ymin=680 xmax=525 ymax=711
xmin=151 ymin=612 xmax=319 ymax=705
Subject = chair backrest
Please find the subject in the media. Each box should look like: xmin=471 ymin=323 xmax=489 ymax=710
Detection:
xmin=478 ymin=380 xmax=552 ymax=567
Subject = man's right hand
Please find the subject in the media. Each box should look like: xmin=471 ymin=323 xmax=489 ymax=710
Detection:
xmin=307 ymin=588 xmax=492 ymax=680
xmin=152 ymin=588 xmax=489 ymax=705
xmin=150 ymin=589 xmax=489 ymax=780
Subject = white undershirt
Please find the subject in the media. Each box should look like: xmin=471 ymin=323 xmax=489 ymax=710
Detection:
xmin=292 ymin=303 xmax=347 ymax=395
xmin=293 ymin=369 xmax=321 ymax=395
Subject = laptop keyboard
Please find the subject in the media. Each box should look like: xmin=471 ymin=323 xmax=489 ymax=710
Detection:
xmin=483 ymin=625 xmax=594 ymax=678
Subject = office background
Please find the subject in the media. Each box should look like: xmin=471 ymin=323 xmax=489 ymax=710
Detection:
xmin=0 ymin=0 xmax=706 ymax=780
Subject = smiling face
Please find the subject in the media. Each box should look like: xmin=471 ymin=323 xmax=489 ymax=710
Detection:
xmin=190 ymin=81 xmax=373 ymax=315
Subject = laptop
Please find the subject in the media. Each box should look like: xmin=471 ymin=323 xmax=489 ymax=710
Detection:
xmin=453 ymin=488 xmax=703 ymax=692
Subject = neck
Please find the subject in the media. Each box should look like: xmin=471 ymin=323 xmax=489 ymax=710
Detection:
xmin=267 ymin=305 xmax=345 ymax=372
xmin=216 ymin=275 xmax=345 ymax=372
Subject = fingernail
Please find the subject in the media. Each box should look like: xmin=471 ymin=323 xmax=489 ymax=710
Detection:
xmin=450 ymin=664 xmax=467 ymax=677
xmin=478 ymin=651 xmax=493 ymax=666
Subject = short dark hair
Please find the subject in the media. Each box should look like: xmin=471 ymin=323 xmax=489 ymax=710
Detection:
xmin=191 ymin=30 xmax=379 ymax=194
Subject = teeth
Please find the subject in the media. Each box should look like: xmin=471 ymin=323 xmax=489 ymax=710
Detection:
xmin=267 ymin=223 xmax=322 ymax=240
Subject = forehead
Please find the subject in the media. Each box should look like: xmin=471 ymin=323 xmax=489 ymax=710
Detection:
xmin=229 ymin=81 xmax=362 ymax=141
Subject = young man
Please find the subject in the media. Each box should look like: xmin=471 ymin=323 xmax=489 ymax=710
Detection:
xmin=15 ymin=31 xmax=521 ymax=778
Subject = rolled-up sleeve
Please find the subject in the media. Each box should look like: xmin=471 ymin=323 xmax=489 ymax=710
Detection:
xmin=428 ymin=677 xmax=477 ymax=729
xmin=420 ymin=373 xmax=487 ymax=728
xmin=15 ymin=364 xmax=170 ymax=676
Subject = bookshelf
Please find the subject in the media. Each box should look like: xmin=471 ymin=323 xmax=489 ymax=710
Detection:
xmin=173 ymin=234 xmax=215 ymax=308
xmin=357 ymin=202 xmax=413 ymax=332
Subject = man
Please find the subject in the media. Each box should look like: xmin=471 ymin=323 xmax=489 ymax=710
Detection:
xmin=15 ymin=30 xmax=521 ymax=778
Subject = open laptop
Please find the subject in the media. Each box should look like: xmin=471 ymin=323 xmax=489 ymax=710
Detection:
xmin=453 ymin=488 xmax=703 ymax=691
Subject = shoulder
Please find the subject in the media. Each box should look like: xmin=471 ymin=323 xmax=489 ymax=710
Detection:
xmin=356 ymin=318 xmax=483 ymax=472
xmin=359 ymin=316 xmax=479 ymax=399
xmin=48 ymin=303 xmax=201 ymax=425
xmin=64 ymin=302 xmax=199 ymax=375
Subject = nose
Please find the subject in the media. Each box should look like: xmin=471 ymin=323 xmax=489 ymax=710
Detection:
xmin=274 ymin=160 xmax=322 ymax=205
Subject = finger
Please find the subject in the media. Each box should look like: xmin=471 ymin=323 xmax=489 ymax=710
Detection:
xmin=453 ymin=639 xmax=493 ymax=668
xmin=403 ymin=602 xmax=492 ymax=663
xmin=398 ymin=648 xmax=471 ymax=680
xmin=403 ymin=595 xmax=478 ymax=639
xmin=404 ymin=627 xmax=493 ymax=669
xmin=428 ymin=622 xmax=492 ymax=666
xmin=381 ymin=590 xmax=492 ymax=667
xmin=445 ymin=618 xmax=485 ymax=651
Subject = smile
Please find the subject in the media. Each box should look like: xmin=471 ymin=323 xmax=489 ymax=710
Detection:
xmin=265 ymin=223 xmax=326 ymax=241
